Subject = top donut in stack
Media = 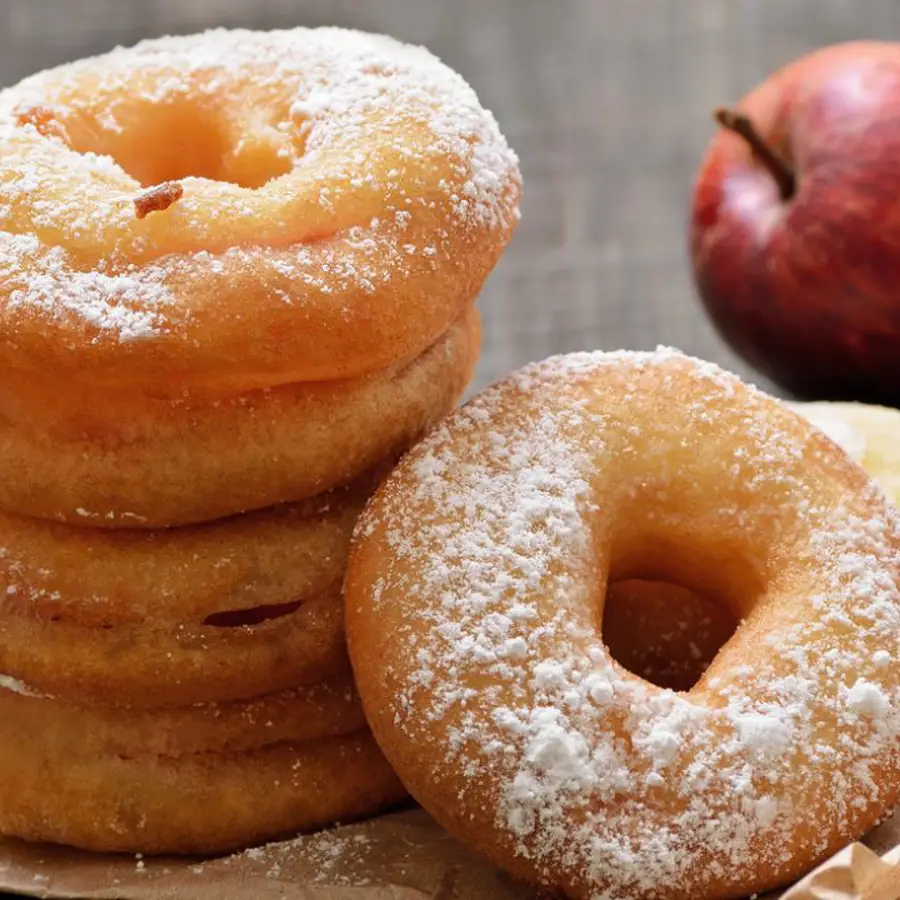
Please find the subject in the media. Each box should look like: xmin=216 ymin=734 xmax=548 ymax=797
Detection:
xmin=0 ymin=27 xmax=520 ymax=855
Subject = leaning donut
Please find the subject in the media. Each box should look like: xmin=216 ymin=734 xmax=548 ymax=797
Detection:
xmin=346 ymin=348 xmax=900 ymax=900
xmin=0 ymin=28 xmax=520 ymax=396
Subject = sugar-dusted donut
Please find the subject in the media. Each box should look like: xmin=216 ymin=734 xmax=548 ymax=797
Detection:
xmin=0 ymin=28 xmax=519 ymax=397
xmin=0 ymin=308 xmax=478 ymax=528
xmin=346 ymin=348 xmax=900 ymax=900
xmin=0 ymin=726 xmax=405 ymax=855
xmin=0 ymin=672 xmax=364 ymax=758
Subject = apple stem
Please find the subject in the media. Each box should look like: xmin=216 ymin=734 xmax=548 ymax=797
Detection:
xmin=713 ymin=107 xmax=796 ymax=201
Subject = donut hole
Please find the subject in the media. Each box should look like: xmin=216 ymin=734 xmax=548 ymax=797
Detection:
xmin=62 ymin=98 xmax=299 ymax=189
xmin=602 ymin=577 xmax=739 ymax=692
xmin=600 ymin=512 xmax=770 ymax=691
xmin=203 ymin=600 xmax=303 ymax=628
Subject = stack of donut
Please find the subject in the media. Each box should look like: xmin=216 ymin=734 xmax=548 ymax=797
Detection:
xmin=0 ymin=28 xmax=520 ymax=853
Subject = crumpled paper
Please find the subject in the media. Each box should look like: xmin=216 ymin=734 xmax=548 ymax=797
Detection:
xmin=0 ymin=805 xmax=896 ymax=900
xmin=769 ymin=809 xmax=900 ymax=900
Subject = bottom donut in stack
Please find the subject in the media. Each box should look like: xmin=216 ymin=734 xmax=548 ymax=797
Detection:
xmin=0 ymin=680 xmax=402 ymax=855
xmin=0 ymin=474 xmax=407 ymax=854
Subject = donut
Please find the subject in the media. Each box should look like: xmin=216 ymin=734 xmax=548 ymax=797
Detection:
xmin=345 ymin=348 xmax=900 ymax=900
xmin=0 ymin=587 xmax=347 ymax=708
xmin=0 ymin=308 xmax=479 ymax=528
xmin=0 ymin=28 xmax=520 ymax=397
xmin=0 ymin=672 xmax=364 ymax=758
xmin=0 ymin=470 xmax=373 ymax=629
xmin=0 ymin=727 xmax=406 ymax=855
xmin=0 ymin=470 xmax=389 ymax=706
xmin=601 ymin=580 xmax=737 ymax=692
xmin=789 ymin=401 xmax=900 ymax=507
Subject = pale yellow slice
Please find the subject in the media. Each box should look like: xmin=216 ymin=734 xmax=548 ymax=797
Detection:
xmin=788 ymin=400 xmax=900 ymax=507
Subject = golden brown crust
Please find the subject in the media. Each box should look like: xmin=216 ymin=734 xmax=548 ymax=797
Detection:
xmin=346 ymin=349 xmax=900 ymax=900
xmin=0 ymin=728 xmax=406 ymax=855
xmin=0 ymin=471 xmax=385 ymax=706
xmin=0 ymin=308 xmax=479 ymax=527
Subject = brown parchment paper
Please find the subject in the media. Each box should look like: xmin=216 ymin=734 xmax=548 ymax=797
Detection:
xmin=0 ymin=805 xmax=897 ymax=900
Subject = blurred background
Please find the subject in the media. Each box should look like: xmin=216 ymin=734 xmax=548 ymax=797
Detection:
xmin=2 ymin=0 xmax=897 ymax=393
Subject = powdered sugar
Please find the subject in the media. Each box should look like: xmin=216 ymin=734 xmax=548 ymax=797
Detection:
xmin=0 ymin=674 xmax=46 ymax=698
xmin=249 ymin=831 xmax=374 ymax=886
xmin=846 ymin=680 xmax=891 ymax=719
xmin=204 ymin=828 xmax=377 ymax=886
xmin=0 ymin=234 xmax=169 ymax=340
xmin=357 ymin=347 xmax=900 ymax=899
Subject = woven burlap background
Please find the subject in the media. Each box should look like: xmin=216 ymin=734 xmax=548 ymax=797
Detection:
xmin=2 ymin=0 xmax=898 ymax=393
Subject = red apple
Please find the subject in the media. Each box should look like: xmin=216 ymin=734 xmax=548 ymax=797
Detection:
xmin=690 ymin=42 xmax=900 ymax=406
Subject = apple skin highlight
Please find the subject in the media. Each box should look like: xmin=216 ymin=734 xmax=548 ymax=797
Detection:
xmin=690 ymin=41 xmax=900 ymax=406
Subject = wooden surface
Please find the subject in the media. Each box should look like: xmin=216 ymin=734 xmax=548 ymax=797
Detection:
xmin=2 ymin=0 xmax=899 ymax=391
